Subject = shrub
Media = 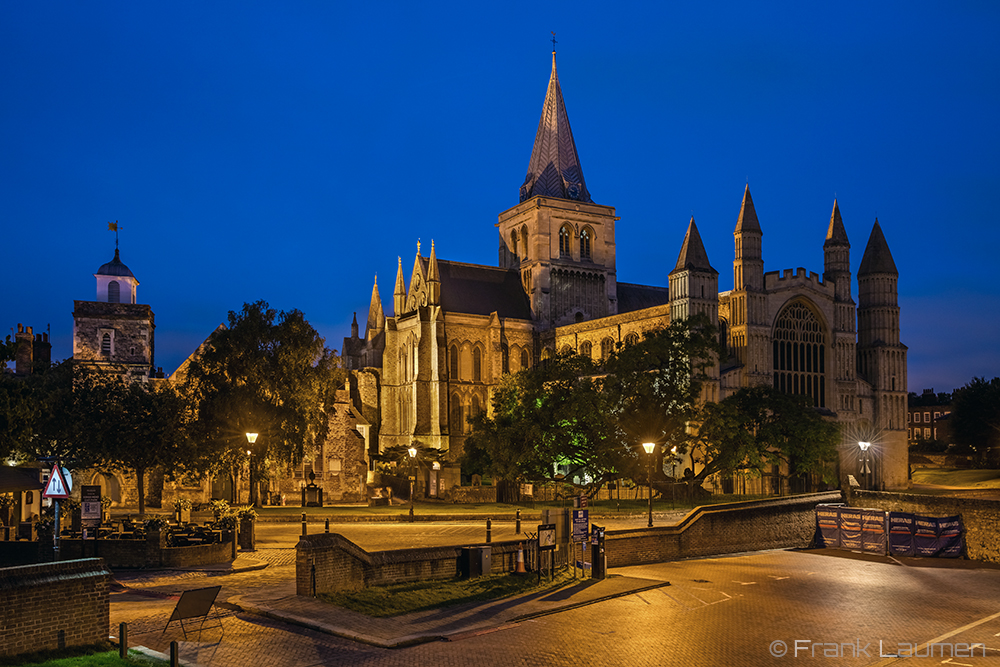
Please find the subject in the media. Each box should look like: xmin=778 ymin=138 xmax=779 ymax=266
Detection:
xmin=173 ymin=498 xmax=193 ymax=511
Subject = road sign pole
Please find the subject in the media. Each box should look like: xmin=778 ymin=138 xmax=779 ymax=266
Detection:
xmin=53 ymin=498 xmax=60 ymax=561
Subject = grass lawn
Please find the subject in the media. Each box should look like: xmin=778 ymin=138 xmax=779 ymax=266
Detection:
xmin=911 ymin=468 xmax=1000 ymax=488
xmin=319 ymin=570 xmax=577 ymax=617
xmin=2 ymin=647 xmax=165 ymax=667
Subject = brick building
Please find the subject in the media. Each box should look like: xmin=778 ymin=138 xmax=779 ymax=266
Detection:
xmin=343 ymin=50 xmax=910 ymax=495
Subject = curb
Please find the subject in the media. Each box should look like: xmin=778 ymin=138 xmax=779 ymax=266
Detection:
xmin=228 ymin=578 xmax=671 ymax=649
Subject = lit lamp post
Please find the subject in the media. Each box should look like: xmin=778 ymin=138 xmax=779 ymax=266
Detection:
xmin=642 ymin=442 xmax=656 ymax=528
xmin=858 ymin=441 xmax=871 ymax=490
xmin=670 ymin=446 xmax=678 ymax=510
xmin=408 ymin=446 xmax=417 ymax=522
xmin=246 ymin=432 xmax=258 ymax=507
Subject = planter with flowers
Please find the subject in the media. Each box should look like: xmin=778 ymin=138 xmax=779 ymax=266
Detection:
xmin=237 ymin=506 xmax=257 ymax=551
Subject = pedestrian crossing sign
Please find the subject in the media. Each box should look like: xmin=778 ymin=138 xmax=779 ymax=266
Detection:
xmin=42 ymin=464 xmax=70 ymax=499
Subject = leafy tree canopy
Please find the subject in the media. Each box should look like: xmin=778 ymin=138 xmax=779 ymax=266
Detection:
xmin=184 ymin=301 xmax=345 ymax=475
xmin=465 ymin=314 xmax=720 ymax=493
xmin=694 ymin=385 xmax=840 ymax=486
xmin=949 ymin=377 xmax=1000 ymax=464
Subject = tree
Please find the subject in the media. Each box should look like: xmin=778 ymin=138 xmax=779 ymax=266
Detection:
xmin=601 ymin=314 xmax=720 ymax=477
xmin=464 ymin=314 xmax=720 ymax=496
xmin=694 ymin=386 xmax=840 ymax=489
xmin=949 ymin=377 xmax=1000 ymax=465
xmin=74 ymin=372 xmax=193 ymax=515
xmin=184 ymin=301 xmax=345 ymax=490
xmin=465 ymin=351 xmax=617 ymax=498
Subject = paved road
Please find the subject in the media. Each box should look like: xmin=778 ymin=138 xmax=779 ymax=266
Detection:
xmin=114 ymin=547 xmax=1000 ymax=666
xmin=257 ymin=515 xmax=688 ymax=550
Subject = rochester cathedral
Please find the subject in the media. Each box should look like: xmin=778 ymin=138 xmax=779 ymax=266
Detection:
xmin=344 ymin=51 xmax=909 ymax=495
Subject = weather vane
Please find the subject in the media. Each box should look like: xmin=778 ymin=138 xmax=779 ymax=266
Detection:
xmin=107 ymin=220 xmax=121 ymax=250
xmin=551 ymin=31 xmax=557 ymax=52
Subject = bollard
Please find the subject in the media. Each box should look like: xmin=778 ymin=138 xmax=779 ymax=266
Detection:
xmin=170 ymin=641 xmax=179 ymax=667
xmin=325 ymin=518 xmax=330 ymax=533
xmin=486 ymin=517 xmax=492 ymax=543
xmin=515 ymin=509 xmax=521 ymax=535
xmin=119 ymin=622 xmax=128 ymax=660
xmin=301 ymin=512 xmax=307 ymax=536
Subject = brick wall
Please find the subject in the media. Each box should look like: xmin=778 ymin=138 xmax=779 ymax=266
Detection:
xmin=606 ymin=492 xmax=842 ymax=567
xmin=0 ymin=558 xmax=110 ymax=658
xmin=852 ymin=490 xmax=1000 ymax=562
xmin=296 ymin=532 xmax=524 ymax=596
xmin=1 ymin=534 xmax=233 ymax=569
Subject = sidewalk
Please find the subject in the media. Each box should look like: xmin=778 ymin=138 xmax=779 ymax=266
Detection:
xmin=112 ymin=557 xmax=670 ymax=649
xmin=229 ymin=572 xmax=670 ymax=648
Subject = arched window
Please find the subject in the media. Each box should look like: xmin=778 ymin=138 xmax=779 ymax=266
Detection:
xmin=520 ymin=227 xmax=529 ymax=260
xmin=101 ymin=333 xmax=112 ymax=356
xmin=601 ymin=338 xmax=614 ymax=361
xmin=575 ymin=312 xmax=584 ymax=323
xmin=520 ymin=347 xmax=530 ymax=370
xmin=625 ymin=332 xmax=640 ymax=347
xmin=510 ymin=230 xmax=519 ymax=263
xmin=451 ymin=395 xmax=464 ymax=434
xmin=773 ymin=301 xmax=826 ymax=407
xmin=580 ymin=228 xmax=592 ymax=260
xmin=471 ymin=395 xmax=481 ymax=419
xmin=580 ymin=341 xmax=592 ymax=358
xmin=108 ymin=281 xmax=120 ymax=303
xmin=450 ymin=345 xmax=459 ymax=378
xmin=473 ymin=347 xmax=482 ymax=382
xmin=559 ymin=226 xmax=572 ymax=258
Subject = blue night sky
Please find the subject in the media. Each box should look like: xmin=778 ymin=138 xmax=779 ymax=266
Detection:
xmin=2 ymin=2 xmax=998 ymax=394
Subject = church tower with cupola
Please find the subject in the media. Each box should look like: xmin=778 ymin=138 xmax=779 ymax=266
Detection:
xmin=496 ymin=49 xmax=618 ymax=329
xmin=73 ymin=241 xmax=156 ymax=380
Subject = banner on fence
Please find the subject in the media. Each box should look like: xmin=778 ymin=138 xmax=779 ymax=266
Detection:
xmin=887 ymin=512 xmax=915 ymax=557
xmin=860 ymin=509 xmax=887 ymax=555
xmin=815 ymin=505 xmax=842 ymax=548
xmin=818 ymin=508 xmax=965 ymax=559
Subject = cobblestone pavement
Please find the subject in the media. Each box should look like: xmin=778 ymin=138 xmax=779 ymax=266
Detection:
xmin=113 ymin=548 xmax=1000 ymax=666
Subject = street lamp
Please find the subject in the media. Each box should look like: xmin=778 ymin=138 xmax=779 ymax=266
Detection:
xmin=670 ymin=446 xmax=678 ymax=510
xmin=246 ymin=433 xmax=258 ymax=507
xmin=408 ymin=446 xmax=417 ymax=522
xmin=858 ymin=441 xmax=871 ymax=490
xmin=642 ymin=442 xmax=656 ymax=528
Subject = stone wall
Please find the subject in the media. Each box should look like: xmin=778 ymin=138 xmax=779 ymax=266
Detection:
xmin=851 ymin=490 xmax=1000 ymax=562
xmin=606 ymin=492 xmax=842 ymax=567
xmin=296 ymin=532 xmax=524 ymax=596
xmin=0 ymin=558 xmax=110 ymax=658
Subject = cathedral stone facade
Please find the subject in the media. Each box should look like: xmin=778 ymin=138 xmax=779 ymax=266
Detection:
xmin=343 ymin=50 xmax=910 ymax=495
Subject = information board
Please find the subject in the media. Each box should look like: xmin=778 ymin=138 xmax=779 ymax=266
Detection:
xmin=572 ymin=509 xmax=589 ymax=541
xmin=81 ymin=485 xmax=102 ymax=528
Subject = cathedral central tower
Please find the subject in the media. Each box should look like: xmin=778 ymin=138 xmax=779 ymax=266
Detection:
xmin=496 ymin=50 xmax=618 ymax=329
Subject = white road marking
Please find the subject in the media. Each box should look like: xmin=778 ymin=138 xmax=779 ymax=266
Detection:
xmin=869 ymin=610 xmax=1000 ymax=666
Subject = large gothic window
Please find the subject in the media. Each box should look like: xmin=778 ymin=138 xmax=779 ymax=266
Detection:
xmin=773 ymin=301 xmax=826 ymax=407
xmin=580 ymin=341 xmax=592 ymax=358
xmin=450 ymin=345 xmax=459 ymax=378
xmin=601 ymin=338 xmax=614 ymax=361
xmin=520 ymin=227 xmax=529 ymax=260
xmin=580 ymin=228 xmax=592 ymax=260
xmin=510 ymin=230 xmax=519 ymax=263
xmin=559 ymin=226 xmax=572 ymax=258
xmin=108 ymin=281 xmax=120 ymax=303
xmin=520 ymin=347 xmax=530 ymax=370
xmin=451 ymin=395 xmax=464 ymax=434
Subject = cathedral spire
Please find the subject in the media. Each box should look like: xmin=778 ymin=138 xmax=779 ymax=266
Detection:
xmin=366 ymin=275 xmax=384 ymax=339
xmin=427 ymin=240 xmax=441 ymax=305
xmin=674 ymin=217 xmax=716 ymax=272
xmin=393 ymin=257 xmax=406 ymax=316
xmin=735 ymin=184 xmax=761 ymax=233
xmin=858 ymin=218 xmax=898 ymax=275
xmin=519 ymin=50 xmax=592 ymax=203
xmin=824 ymin=199 xmax=850 ymax=247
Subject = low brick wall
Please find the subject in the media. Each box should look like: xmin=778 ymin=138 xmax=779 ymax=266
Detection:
xmin=0 ymin=558 xmax=110 ymax=658
xmin=852 ymin=490 xmax=1000 ymax=562
xmin=606 ymin=492 xmax=843 ymax=567
xmin=444 ymin=486 xmax=497 ymax=503
xmin=296 ymin=533 xmax=524 ymax=596
xmin=0 ymin=536 xmax=233 ymax=569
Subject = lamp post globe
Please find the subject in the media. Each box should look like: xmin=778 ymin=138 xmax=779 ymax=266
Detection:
xmin=858 ymin=441 xmax=872 ymax=490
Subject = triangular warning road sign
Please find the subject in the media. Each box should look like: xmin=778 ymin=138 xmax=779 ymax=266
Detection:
xmin=42 ymin=464 xmax=70 ymax=499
